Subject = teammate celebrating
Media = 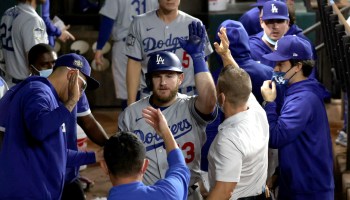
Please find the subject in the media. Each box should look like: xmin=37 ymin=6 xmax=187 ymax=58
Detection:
xmin=125 ymin=0 xmax=213 ymax=105
xmin=94 ymin=0 xmax=158 ymax=109
xmin=0 ymin=0 xmax=48 ymax=87
xmin=118 ymin=22 xmax=217 ymax=200
xmin=103 ymin=107 xmax=190 ymax=200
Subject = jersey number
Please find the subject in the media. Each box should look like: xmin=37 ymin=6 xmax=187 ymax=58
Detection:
xmin=0 ymin=23 xmax=14 ymax=51
xmin=181 ymin=142 xmax=194 ymax=163
xmin=131 ymin=0 xmax=147 ymax=15
xmin=182 ymin=52 xmax=190 ymax=68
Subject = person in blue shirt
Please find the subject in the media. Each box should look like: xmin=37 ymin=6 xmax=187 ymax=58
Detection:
xmin=239 ymin=0 xmax=294 ymax=36
xmin=260 ymin=35 xmax=334 ymax=200
xmin=0 ymin=53 xmax=100 ymax=199
xmin=101 ymin=106 xmax=190 ymax=200
xmin=28 ymin=45 xmax=109 ymax=200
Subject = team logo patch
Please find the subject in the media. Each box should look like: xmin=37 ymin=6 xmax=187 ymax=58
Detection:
xmin=126 ymin=34 xmax=136 ymax=46
xmin=271 ymin=4 xmax=278 ymax=13
xmin=156 ymin=54 xmax=165 ymax=64
xmin=73 ymin=59 xmax=83 ymax=68
xmin=33 ymin=27 xmax=45 ymax=40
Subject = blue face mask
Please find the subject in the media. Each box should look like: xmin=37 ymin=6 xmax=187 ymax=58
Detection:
xmin=31 ymin=65 xmax=53 ymax=78
xmin=271 ymin=71 xmax=288 ymax=86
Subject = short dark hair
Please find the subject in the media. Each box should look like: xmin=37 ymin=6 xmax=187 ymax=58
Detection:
xmin=217 ymin=65 xmax=252 ymax=106
xmin=104 ymin=132 xmax=145 ymax=177
xmin=28 ymin=43 xmax=54 ymax=66
xmin=290 ymin=59 xmax=314 ymax=77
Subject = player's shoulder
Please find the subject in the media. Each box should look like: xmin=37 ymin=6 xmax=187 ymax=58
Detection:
xmin=134 ymin=10 xmax=157 ymax=21
xmin=2 ymin=6 xmax=19 ymax=17
xmin=178 ymin=11 xmax=201 ymax=22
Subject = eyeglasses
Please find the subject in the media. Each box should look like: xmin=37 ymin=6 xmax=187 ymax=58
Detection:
xmin=78 ymin=75 xmax=87 ymax=92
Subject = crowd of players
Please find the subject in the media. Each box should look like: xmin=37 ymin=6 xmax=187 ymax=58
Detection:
xmin=0 ymin=0 xmax=335 ymax=199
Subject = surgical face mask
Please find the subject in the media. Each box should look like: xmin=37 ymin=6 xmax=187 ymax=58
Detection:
xmin=31 ymin=65 xmax=53 ymax=78
xmin=262 ymin=32 xmax=277 ymax=46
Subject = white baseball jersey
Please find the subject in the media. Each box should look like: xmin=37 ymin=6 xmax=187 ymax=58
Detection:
xmin=118 ymin=93 xmax=217 ymax=187
xmin=126 ymin=10 xmax=213 ymax=96
xmin=208 ymin=94 xmax=269 ymax=199
xmin=0 ymin=3 xmax=48 ymax=81
xmin=99 ymin=0 xmax=158 ymax=99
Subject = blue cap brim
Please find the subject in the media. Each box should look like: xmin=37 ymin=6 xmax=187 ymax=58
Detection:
xmin=263 ymin=51 xmax=291 ymax=62
xmin=262 ymin=16 xmax=289 ymax=21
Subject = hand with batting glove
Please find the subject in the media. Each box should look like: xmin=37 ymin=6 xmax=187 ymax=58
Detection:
xmin=178 ymin=21 xmax=206 ymax=59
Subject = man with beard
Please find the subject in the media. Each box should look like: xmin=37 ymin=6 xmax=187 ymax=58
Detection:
xmin=125 ymin=0 xmax=213 ymax=105
xmin=118 ymin=22 xmax=217 ymax=200
xmin=0 ymin=0 xmax=48 ymax=87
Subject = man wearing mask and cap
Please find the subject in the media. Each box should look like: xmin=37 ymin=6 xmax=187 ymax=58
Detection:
xmin=260 ymin=35 xmax=334 ymax=199
xmin=249 ymin=0 xmax=315 ymax=75
xmin=27 ymin=47 xmax=109 ymax=199
xmin=0 ymin=53 xmax=102 ymax=199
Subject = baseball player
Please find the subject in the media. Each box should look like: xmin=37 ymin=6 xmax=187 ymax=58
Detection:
xmin=249 ymin=0 xmax=316 ymax=77
xmin=28 ymin=47 xmax=109 ymax=199
xmin=103 ymin=107 xmax=190 ymax=200
xmin=95 ymin=0 xmax=158 ymax=109
xmin=0 ymin=53 xmax=100 ymax=199
xmin=119 ymin=22 xmax=217 ymax=200
xmin=0 ymin=0 xmax=48 ymax=87
xmin=125 ymin=0 xmax=213 ymax=105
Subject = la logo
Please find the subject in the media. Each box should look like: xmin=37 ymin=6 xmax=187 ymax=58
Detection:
xmin=156 ymin=54 xmax=165 ymax=64
xmin=271 ymin=4 xmax=278 ymax=13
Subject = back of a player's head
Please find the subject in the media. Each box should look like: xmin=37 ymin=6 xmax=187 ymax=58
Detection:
xmin=28 ymin=43 xmax=54 ymax=66
xmin=104 ymin=132 xmax=146 ymax=177
xmin=217 ymin=66 xmax=252 ymax=106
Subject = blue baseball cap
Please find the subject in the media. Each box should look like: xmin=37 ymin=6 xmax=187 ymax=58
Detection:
xmin=263 ymin=35 xmax=313 ymax=61
xmin=54 ymin=53 xmax=100 ymax=90
xmin=261 ymin=1 xmax=289 ymax=21
xmin=251 ymin=0 xmax=286 ymax=7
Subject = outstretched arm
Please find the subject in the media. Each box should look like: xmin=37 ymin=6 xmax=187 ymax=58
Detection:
xmin=142 ymin=106 xmax=178 ymax=153
xmin=213 ymin=27 xmax=239 ymax=69
xmin=179 ymin=21 xmax=216 ymax=114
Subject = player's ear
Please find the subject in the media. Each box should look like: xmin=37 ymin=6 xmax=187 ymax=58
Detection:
xmin=178 ymin=73 xmax=184 ymax=84
xmin=141 ymin=159 xmax=149 ymax=174
xmin=218 ymin=92 xmax=225 ymax=105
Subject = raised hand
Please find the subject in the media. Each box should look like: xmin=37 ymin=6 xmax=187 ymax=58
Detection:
xmin=213 ymin=27 xmax=230 ymax=57
xmin=142 ymin=106 xmax=169 ymax=138
xmin=178 ymin=21 xmax=206 ymax=58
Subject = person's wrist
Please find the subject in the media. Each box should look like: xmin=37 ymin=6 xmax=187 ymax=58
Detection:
xmin=262 ymin=100 xmax=272 ymax=107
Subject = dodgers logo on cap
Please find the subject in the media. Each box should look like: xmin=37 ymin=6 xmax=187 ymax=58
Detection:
xmin=262 ymin=1 xmax=289 ymax=21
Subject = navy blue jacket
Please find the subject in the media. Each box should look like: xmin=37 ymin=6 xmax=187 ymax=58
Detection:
xmin=265 ymin=79 xmax=334 ymax=199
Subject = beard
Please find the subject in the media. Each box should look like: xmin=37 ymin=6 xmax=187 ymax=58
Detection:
xmin=152 ymin=85 xmax=179 ymax=104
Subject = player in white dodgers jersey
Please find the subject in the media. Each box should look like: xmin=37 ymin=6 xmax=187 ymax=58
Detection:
xmin=0 ymin=0 xmax=48 ymax=87
xmin=119 ymin=22 xmax=217 ymax=200
xmin=95 ymin=0 xmax=158 ymax=108
xmin=125 ymin=0 xmax=213 ymax=105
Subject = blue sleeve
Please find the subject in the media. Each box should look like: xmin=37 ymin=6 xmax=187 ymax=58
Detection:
xmin=154 ymin=149 xmax=190 ymax=200
xmin=265 ymin=97 xmax=312 ymax=149
xmin=77 ymin=92 xmax=90 ymax=116
xmin=66 ymin=149 xmax=96 ymax=167
xmin=96 ymin=15 xmax=114 ymax=50
xmin=41 ymin=0 xmax=61 ymax=37
xmin=24 ymin=88 xmax=71 ymax=141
